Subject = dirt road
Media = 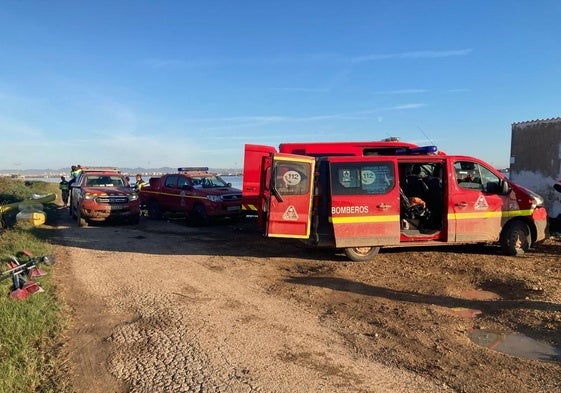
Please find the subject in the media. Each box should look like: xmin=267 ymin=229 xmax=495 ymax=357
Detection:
xmin=49 ymin=209 xmax=561 ymax=392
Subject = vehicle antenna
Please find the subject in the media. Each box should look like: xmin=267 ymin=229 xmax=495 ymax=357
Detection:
xmin=418 ymin=126 xmax=435 ymax=146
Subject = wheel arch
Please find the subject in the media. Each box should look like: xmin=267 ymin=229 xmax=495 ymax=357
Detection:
xmin=501 ymin=217 xmax=536 ymax=245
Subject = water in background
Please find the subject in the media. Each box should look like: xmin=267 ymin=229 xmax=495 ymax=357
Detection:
xmin=25 ymin=175 xmax=243 ymax=190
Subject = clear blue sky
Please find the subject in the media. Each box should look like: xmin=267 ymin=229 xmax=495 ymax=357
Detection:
xmin=1 ymin=1 xmax=560 ymax=170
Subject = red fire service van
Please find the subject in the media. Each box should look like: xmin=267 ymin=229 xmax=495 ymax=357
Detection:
xmin=242 ymin=139 xmax=548 ymax=261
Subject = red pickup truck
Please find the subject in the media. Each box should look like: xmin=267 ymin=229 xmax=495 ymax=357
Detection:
xmin=139 ymin=167 xmax=242 ymax=225
xmin=70 ymin=167 xmax=140 ymax=227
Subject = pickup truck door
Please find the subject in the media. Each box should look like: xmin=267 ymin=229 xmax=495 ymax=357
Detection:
xmin=160 ymin=175 xmax=179 ymax=211
xmin=266 ymin=153 xmax=316 ymax=238
xmin=328 ymin=156 xmax=400 ymax=248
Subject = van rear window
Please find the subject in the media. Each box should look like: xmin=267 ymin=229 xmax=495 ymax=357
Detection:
xmin=330 ymin=162 xmax=394 ymax=195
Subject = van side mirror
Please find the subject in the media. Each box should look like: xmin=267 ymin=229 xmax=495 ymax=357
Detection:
xmin=500 ymin=180 xmax=511 ymax=195
xmin=227 ymin=182 xmax=232 ymax=187
xmin=486 ymin=182 xmax=500 ymax=194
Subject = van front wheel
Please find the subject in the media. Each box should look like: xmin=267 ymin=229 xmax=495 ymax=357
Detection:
xmin=344 ymin=246 xmax=380 ymax=261
xmin=500 ymin=221 xmax=530 ymax=256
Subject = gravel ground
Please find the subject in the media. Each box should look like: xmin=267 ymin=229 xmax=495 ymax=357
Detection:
xmin=49 ymin=208 xmax=561 ymax=392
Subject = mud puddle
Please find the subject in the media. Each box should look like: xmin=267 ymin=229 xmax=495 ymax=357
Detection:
xmin=468 ymin=329 xmax=561 ymax=362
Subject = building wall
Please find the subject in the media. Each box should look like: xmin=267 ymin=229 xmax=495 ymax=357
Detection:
xmin=510 ymin=118 xmax=561 ymax=218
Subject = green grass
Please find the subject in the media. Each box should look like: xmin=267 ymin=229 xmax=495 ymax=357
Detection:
xmin=0 ymin=178 xmax=70 ymax=392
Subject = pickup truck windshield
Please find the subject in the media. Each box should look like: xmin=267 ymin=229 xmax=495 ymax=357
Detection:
xmin=85 ymin=176 xmax=125 ymax=187
xmin=191 ymin=175 xmax=228 ymax=188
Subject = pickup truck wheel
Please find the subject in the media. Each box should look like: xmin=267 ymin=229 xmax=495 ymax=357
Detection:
xmin=77 ymin=209 xmax=88 ymax=227
xmin=192 ymin=204 xmax=210 ymax=226
xmin=500 ymin=221 xmax=530 ymax=256
xmin=344 ymin=246 xmax=380 ymax=261
xmin=148 ymin=200 xmax=162 ymax=220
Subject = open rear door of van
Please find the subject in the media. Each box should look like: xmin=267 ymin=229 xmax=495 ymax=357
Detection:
xmin=266 ymin=153 xmax=316 ymax=239
xmin=242 ymin=144 xmax=277 ymax=222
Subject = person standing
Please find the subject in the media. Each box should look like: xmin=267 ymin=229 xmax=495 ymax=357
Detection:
xmin=68 ymin=165 xmax=82 ymax=214
xmin=59 ymin=176 xmax=70 ymax=206
xmin=135 ymin=174 xmax=146 ymax=191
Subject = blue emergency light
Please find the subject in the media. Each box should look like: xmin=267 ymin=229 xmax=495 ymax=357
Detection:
xmin=395 ymin=146 xmax=438 ymax=155
xmin=178 ymin=167 xmax=209 ymax=172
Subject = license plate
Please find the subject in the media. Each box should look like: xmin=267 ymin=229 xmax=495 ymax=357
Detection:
xmin=109 ymin=205 xmax=124 ymax=211
xmin=227 ymin=206 xmax=241 ymax=212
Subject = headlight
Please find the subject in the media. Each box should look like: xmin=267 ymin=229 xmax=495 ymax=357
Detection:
xmin=527 ymin=189 xmax=544 ymax=208
xmin=129 ymin=194 xmax=139 ymax=201
xmin=84 ymin=193 xmax=95 ymax=200
xmin=207 ymin=195 xmax=221 ymax=202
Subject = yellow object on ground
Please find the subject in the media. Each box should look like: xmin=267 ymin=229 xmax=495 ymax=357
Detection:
xmin=16 ymin=210 xmax=47 ymax=226
xmin=0 ymin=193 xmax=55 ymax=214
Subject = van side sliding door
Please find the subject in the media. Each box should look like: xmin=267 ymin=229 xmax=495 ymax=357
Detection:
xmin=328 ymin=157 xmax=400 ymax=248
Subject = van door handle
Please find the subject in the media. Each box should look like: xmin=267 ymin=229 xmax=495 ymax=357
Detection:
xmin=377 ymin=203 xmax=391 ymax=209
xmin=455 ymin=202 xmax=468 ymax=207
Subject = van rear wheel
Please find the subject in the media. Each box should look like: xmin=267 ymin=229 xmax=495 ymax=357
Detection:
xmin=500 ymin=221 xmax=530 ymax=256
xmin=344 ymin=246 xmax=380 ymax=261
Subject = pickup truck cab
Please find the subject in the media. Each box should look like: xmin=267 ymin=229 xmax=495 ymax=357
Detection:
xmin=70 ymin=167 xmax=140 ymax=227
xmin=139 ymin=167 xmax=242 ymax=225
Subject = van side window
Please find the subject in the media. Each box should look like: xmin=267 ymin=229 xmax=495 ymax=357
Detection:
xmin=331 ymin=162 xmax=394 ymax=195
xmin=454 ymin=161 xmax=482 ymax=190
xmin=479 ymin=165 xmax=502 ymax=194
xmin=454 ymin=161 xmax=501 ymax=193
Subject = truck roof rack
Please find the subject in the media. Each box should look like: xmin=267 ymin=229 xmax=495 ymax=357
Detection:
xmin=178 ymin=167 xmax=209 ymax=173
xmin=80 ymin=166 xmax=121 ymax=173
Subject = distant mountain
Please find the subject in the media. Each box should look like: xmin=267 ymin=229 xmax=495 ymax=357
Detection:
xmin=0 ymin=167 xmax=243 ymax=177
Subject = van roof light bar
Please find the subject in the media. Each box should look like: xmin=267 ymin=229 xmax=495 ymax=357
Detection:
xmin=178 ymin=167 xmax=209 ymax=173
xmin=395 ymin=146 xmax=438 ymax=155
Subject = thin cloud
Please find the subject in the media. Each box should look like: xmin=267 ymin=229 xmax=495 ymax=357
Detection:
xmin=447 ymin=88 xmax=470 ymax=93
xmin=272 ymin=87 xmax=330 ymax=93
xmin=142 ymin=49 xmax=473 ymax=69
xmin=143 ymin=58 xmax=222 ymax=69
xmin=351 ymin=49 xmax=473 ymax=63
xmin=373 ymin=89 xmax=427 ymax=95
xmin=180 ymin=104 xmax=424 ymax=130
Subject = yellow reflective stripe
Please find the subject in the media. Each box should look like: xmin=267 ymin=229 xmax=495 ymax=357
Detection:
xmin=274 ymin=156 xmax=315 ymax=164
xmin=447 ymin=209 xmax=533 ymax=220
xmin=330 ymin=215 xmax=400 ymax=224
xmin=450 ymin=211 xmax=503 ymax=219
xmin=242 ymin=204 xmax=258 ymax=211
xmin=268 ymin=233 xmax=309 ymax=239
xmin=510 ymin=209 xmax=533 ymax=217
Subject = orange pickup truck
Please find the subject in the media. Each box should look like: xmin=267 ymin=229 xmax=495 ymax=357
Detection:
xmin=70 ymin=167 xmax=140 ymax=227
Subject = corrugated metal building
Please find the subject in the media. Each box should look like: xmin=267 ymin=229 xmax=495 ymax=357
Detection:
xmin=510 ymin=117 xmax=561 ymax=219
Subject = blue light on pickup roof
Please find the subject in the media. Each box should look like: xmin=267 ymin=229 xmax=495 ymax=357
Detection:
xmin=178 ymin=167 xmax=209 ymax=172
xmin=395 ymin=146 xmax=438 ymax=155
